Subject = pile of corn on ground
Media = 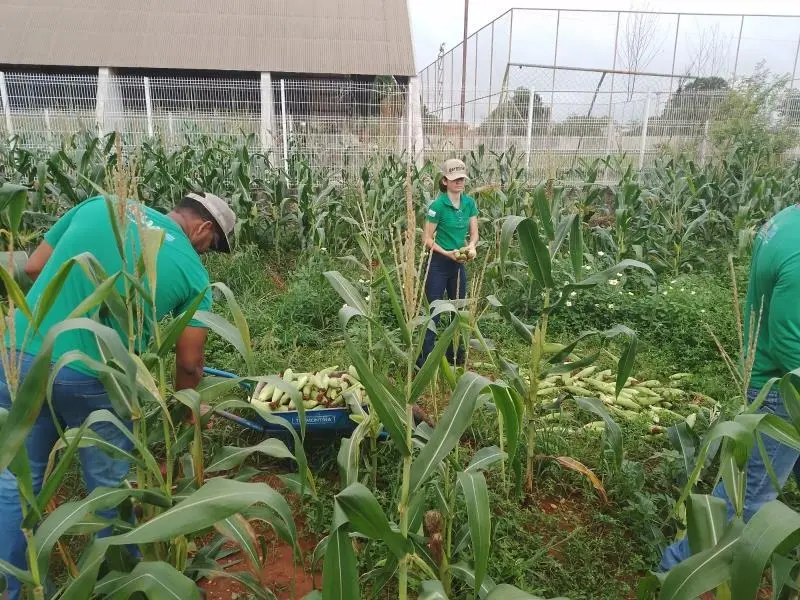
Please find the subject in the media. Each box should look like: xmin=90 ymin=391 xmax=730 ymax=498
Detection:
xmin=250 ymin=366 xmax=362 ymax=412
xmin=528 ymin=365 xmax=716 ymax=433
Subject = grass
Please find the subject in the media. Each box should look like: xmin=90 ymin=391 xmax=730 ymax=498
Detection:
xmin=191 ymin=245 xmax=744 ymax=600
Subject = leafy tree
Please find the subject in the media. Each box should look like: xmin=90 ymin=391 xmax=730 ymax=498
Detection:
xmin=479 ymin=87 xmax=551 ymax=136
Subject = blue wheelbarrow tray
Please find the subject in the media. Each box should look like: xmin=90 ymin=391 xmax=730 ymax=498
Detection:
xmin=202 ymin=366 xmax=370 ymax=435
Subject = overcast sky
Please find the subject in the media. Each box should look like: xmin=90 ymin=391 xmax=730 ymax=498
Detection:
xmin=409 ymin=0 xmax=800 ymax=72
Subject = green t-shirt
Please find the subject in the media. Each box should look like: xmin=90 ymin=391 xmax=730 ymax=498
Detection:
xmin=745 ymin=205 xmax=800 ymax=390
xmin=425 ymin=193 xmax=479 ymax=251
xmin=11 ymin=196 xmax=212 ymax=375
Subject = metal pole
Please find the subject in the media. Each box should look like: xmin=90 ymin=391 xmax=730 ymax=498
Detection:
xmin=168 ymin=112 xmax=174 ymax=145
xmin=733 ymin=16 xmax=745 ymax=79
xmin=792 ymin=34 xmax=800 ymax=88
xmin=700 ymin=119 xmax=710 ymax=166
xmin=507 ymin=9 xmax=514 ymax=71
xmin=488 ymin=21 xmax=495 ymax=115
xmin=525 ymin=86 xmax=535 ymax=171
xmin=143 ymin=76 xmax=154 ymax=137
xmin=259 ymin=72 xmax=274 ymax=152
xmin=551 ymin=10 xmax=561 ymax=108
xmin=0 ymin=72 xmax=12 ymax=136
xmin=473 ymin=26 xmax=479 ymax=126
xmin=639 ymin=93 xmax=651 ymax=171
xmin=670 ymin=15 xmax=681 ymax=93
xmin=459 ymin=0 xmax=469 ymax=149
xmin=280 ymin=79 xmax=289 ymax=175
xmin=44 ymin=108 xmax=52 ymax=148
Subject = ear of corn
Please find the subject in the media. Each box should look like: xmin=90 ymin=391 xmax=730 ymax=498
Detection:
xmin=250 ymin=366 xmax=366 ymax=414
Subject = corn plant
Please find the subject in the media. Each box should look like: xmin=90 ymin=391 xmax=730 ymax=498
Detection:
xmin=490 ymin=182 xmax=656 ymax=492
xmin=0 ymin=178 xmax=312 ymax=599
xmin=317 ymin=169 xmax=562 ymax=600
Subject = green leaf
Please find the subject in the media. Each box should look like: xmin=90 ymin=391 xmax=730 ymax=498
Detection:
xmin=660 ymin=519 xmax=743 ymax=600
xmin=377 ymin=256 xmax=412 ymax=345
xmin=466 ymin=446 xmax=507 ymax=473
xmin=324 ymin=270 xmax=369 ymax=315
xmin=322 ymin=525 xmax=360 ymax=600
xmin=96 ymin=561 xmax=200 ymax=600
xmin=64 ymin=272 xmax=122 ymax=320
xmin=211 ymin=282 xmax=254 ymax=374
xmin=0 ymin=558 xmax=35 ymax=587
xmin=616 ymin=334 xmax=638 ymax=398
xmin=489 ymin=384 xmax=524 ymax=464
xmin=0 ymin=259 xmax=32 ymax=321
xmin=667 ymin=422 xmax=700 ymax=483
xmin=110 ymin=478 xmax=294 ymax=546
xmin=500 ymin=216 xmax=553 ymax=288
xmin=449 ymin=562 xmax=496 ymax=599
xmin=157 ymin=288 xmax=208 ymax=357
xmin=206 ymin=438 xmax=295 ymax=473
xmin=346 ymin=339 xmax=409 ymax=456
xmin=687 ymin=494 xmax=728 ymax=555
xmin=31 ymin=423 xmax=89 ymax=522
xmin=486 ymin=295 xmax=532 ymax=344
xmin=338 ymin=418 xmax=371 ymax=488
xmin=569 ymin=215 xmax=583 ymax=279
xmin=194 ymin=311 xmax=253 ymax=376
xmin=458 ymin=470 xmax=491 ymax=593
xmin=730 ymin=501 xmax=800 ymax=600
xmin=572 ymin=396 xmax=623 ymax=470
xmin=0 ymin=182 xmax=29 ymax=235
xmin=486 ymin=585 xmax=559 ymax=599
xmin=214 ymin=514 xmax=261 ymax=574
xmin=411 ymin=319 xmax=458 ymax=403
xmin=533 ymin=184 xmax=554 ymax=240
xmin=418 ymin=580 xmax=450 ymax=599
xmin=409 ymin=372 xmax=490 ymax=494
xmin=335 ymin=483 xmax=411 ymax=559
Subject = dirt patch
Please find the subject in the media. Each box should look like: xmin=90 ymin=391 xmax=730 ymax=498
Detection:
xmin=197 ymin=473 xmax=323 ymax=600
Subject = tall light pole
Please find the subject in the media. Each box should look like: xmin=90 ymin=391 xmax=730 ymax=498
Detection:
xmin=459 ymin=0 xmax=469 ymax=149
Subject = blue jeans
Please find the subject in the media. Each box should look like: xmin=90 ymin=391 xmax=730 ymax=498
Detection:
xmin=0 ymin=352 xmax=134 ymax=600
xmin=660 ymin=388 xmax=800 ymax=571
xmin=418 ymin=253 xmax=467 ymax=368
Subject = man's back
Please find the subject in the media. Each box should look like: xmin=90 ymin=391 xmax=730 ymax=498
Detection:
xmin=745 ymin=205 xmax=800 ymax=390
xmin=11 ymin=196 xmax=212 ymax=374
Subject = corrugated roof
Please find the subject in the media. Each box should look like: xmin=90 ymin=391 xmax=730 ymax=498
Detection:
xmin=0 ymin=0 xmax=416 ymax=76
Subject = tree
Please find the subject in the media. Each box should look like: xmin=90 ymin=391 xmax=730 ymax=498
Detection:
xmin=652 ymin=76 xmax=729 ymax=134
xmin=619 ymin=6 xmax=662 ymax=99
xmin=479 ymin=87 xmax=551 ymax=137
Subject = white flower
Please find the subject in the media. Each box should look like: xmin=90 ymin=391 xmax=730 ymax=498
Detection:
xmin=680 ymin=288 xmax=685 ymax=292
xmin=662 ymin=291 xmax=668 ymax=296
xmin=564 ymin=281 xmax=570 ymax=287
xmin=358 ymin=278 xmax=366 ymax=284
xmin=608 ymin=303 xmax=615 ymax=309
xmin=566 ymin=301 xmax=573 ymax=307
xmin=365 ymin=295 xmax=370 ymax=302
xmin=570 ymin=291 xmax=577 ymax=298
xmin=691 ymin=291 xmax=696 ymax=296
xmin=670 ymin=279 xmax=677 ymax=284
xmin=584 ymin=265 xmax=592 ymax=271
xmin=701 ymin=309 xmax=706 ymax=313
xmin=594 ymin=303 xmax=600 ymax=308
xmin=597 ymin=251 xmax=605 ymax=257
xmin=320 ymin=247 xmax=328 ymax=253
xmin=628 ymin=292 xmax=634 ymax=296
xmin=608 ymin=279 xmax=619 ymax=286
xmin=616 ymin=273 xmax=623 ymax=278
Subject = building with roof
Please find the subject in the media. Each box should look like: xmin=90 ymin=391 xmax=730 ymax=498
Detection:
xmin=0 ymin=0 xmax=422 ymax=167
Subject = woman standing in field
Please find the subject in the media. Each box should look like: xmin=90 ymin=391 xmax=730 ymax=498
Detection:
xmin=417 ymin=158 xmax=479 ymax=369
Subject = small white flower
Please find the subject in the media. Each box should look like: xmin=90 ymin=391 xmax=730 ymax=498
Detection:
xmin=570 ymin=291 xmax=577 ymax=298
xmin=597 ymin=251 xmax=605 ymax=257
xmin=701 ymin=309 xmax=706 ymax=313
xmin=320 ymin=247 xmax=328 ymax=253
xmin=566 ymin=301 xmax=573 ymax=307
xmin=628 ymin=291 xmax=634 ymax=296
xmin=680 ymin=288 xmax=685 ymax=292
xmin=670 ymin=279 xmax=677 ymax=284
xmin=662 ymin=291 xmax=668 ymax=296
xmin=365 ymin=295 xmax=370 ymax=302
xmin=358 ymin=278 xmax=366 ymax=284
xmin=564 ymin=281 xmax=570 ymax=287
xmin=608 ymin=279 xmax=619 ymax=286
xmin=616 ymin=273 xmax=623 ymax=278
xmin=691 ymin=291 xmax=696 ymax=296
xmin=594 ymin=303 xmax=600 ymax=308
xmin=584 ymin=265 xmax=592 ymax=271
xmin=608 ymin=303 xmax=615 ymax=309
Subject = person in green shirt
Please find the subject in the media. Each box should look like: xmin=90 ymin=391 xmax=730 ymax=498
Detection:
xmin=417 ymin=158 xmax=479 ymax=373
xmin=0 ymin=192 xmax=235 ymax=600
xmin=660 ymin=204 xmax=800 ymax=571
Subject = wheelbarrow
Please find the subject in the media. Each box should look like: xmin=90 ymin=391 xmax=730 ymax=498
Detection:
xmin=202 ymin=367 xmax=382 ymax=439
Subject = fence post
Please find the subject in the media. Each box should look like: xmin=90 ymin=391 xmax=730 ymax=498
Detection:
xmin=280 ymin=79 xmax=289 ymax=175
xmin=525 ymin=86 xmax=535 ymax=171
xmin=638 ymin=93 xmax=651 ymax=171
xmin=168 ymin=112 xmax=174 ymax=146
xmin=0 ymin=72 xmax=12 ymax=136
xmin=260 ymin=72 xmax=274 ymax=154
xmin=44 ymin=108 xmax=52 ymax=149
xmin=96 ymin=67 xmax=109 ymax=136
xmin=700 ymin=120 xmax=710 ymax=166
xmin=407 ymin=76 xmax=424 ymax=167
xmin=144 ymin=76 xmax=154 ymax=137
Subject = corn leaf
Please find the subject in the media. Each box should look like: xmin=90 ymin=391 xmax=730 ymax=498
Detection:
xmin=616 ymin=334 xmax=638 ymax=398
xmin=449 ymin=562 xmax=497 ymax=599
xmin=486 ymin=585 xmax=562 ymax=599
xmin=533 ymin=183 xmax=554 ymax=240
xmin=687 ymin=494 xmax=728 ymax=555
xmin=572 ymin=396 xmax=623 ymax=470
xmin=322 ymin=524 xmax=360 ymax=600
xmin=157 ymin=288 xmax=208 ymax=357
xmin=206 ymin=438 xmax=294 ymax=473
xmin=489 ymin=384 xmax=524 ymax=463
xmin=418 ymin=580 xmax=450 ymax=599
xmin=569 ymin=214 xmax=584 ymax=280
xmin=486 ymin=295 xmax=533 ymax=344
xmin=214 ymin=514 xmax=261 ymax=574
xmin=211 ymin=282 xmax=254 ymax=374
xmin=0 ymin=182 xmax=29 ymax=236
xmin=96 ymin=561 xmax=200 ymax=600
xmin=324 ymin=270 xmax=368 ymax=315
xmin=411 ymin=319 xmax=458 ymax=403
xmin=465 ymin=446 xmax=507 ymax=473
xmin=409 ymin=372 xmax=490 ymax=494
xmin=458 ymin=470 xmax=492 ymax=592
xmin=335 ymin=482 xmax=411 ymax=559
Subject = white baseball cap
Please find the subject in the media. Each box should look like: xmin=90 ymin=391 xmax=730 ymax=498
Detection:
xmin=185 ymin=192 xmax=236 ymax=253
xmin=442 ymin=158 xmax=468 ymax=181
